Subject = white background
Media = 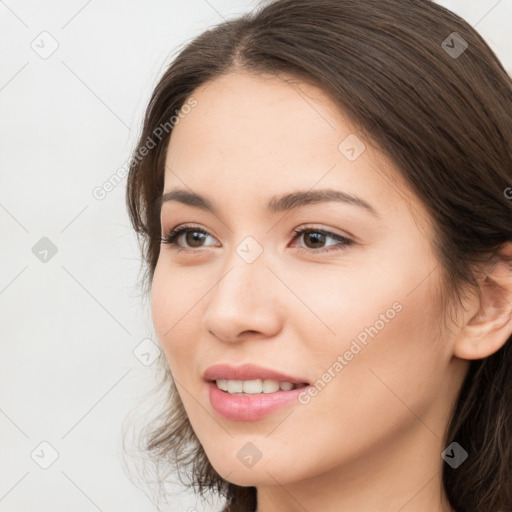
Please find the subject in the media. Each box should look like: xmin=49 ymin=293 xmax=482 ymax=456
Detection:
xmin=1 ymin=1 xmax=511 ymax=511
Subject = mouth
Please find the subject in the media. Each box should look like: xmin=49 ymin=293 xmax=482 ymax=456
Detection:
xmin=210 ymin=379 xmax=309 ymax=395
xmin=203 ymin=364 xmax=311 ymax=420
xmin=206 ymin=379 xmax=311 ymax=421
xmin=203 ymin=363 xmax=310 ymax=388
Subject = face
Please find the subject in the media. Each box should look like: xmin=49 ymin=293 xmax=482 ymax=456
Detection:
xmin=151 ymin=70 xmax=466 ymax=488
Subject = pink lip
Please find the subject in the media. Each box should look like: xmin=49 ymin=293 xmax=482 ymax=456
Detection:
xmin=207 ymin=382 xmax=309 ymax=421
xmin=202 ymin=363 xmax=309 ymax=384
xmin=203 ymin=363 xmax=310 ymax=421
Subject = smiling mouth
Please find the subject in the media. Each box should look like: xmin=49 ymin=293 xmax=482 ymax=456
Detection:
xmin=213 ymin=379 xmax=309 ymax=395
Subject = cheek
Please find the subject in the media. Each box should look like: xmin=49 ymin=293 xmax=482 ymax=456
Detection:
xmin=319 ymin=272 xmax=446 ymax=436
xmin=150 ymin=261 xmax=172 ymax=343
xmin=277 ymin=289 xmax=445 ymax=481
xmin=274 ymin=255 xmax=410 ymax=351
xmin=288 ymin=247 xmax=446 ymax=416
xmin=151 ymin=262 xmax=195 ymax=365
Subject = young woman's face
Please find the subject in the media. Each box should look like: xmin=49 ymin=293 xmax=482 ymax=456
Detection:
xmin=151 ymin=70 xmax=469 ymax=490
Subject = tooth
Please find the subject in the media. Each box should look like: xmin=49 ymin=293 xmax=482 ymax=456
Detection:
xmin=242 ymin=379 xmax=263 ymax=393
xmin=216 ymin=379 xmax=228 ymax=391
xmin=262 ymin=379 xmax=280 ymax=393
xmin=227 ymin=380 xmax=243 ymax=393
xmin=217 ymin=379 xmax=298 ymax=394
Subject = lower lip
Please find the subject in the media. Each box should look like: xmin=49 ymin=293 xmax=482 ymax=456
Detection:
xmin=207 ymin=382 xmax=309 ymax=421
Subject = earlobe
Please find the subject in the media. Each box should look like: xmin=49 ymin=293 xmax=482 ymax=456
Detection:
xmin=453 ymin=243 xmax=512 ymax=361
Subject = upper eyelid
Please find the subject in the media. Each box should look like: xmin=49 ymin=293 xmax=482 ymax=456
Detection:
xmin=161 ymin=224 xmax=219 ymax=247
xmin=162 ymin=223 xmax=349 ymax=238
xmin=161 ymin=224 xmax=352 ymax=248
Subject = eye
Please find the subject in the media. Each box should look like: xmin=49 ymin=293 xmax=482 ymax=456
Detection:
xmin=290 ymin=226 xmax=353 ymax=253
xmin=159 ymin=224 xmax=353 ymax=253
xmin=159 ymin=224 xmax=219 ymax=252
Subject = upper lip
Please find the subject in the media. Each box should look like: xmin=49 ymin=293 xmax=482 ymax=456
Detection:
xmin=203 ymin=363 xmax=309 ymax=384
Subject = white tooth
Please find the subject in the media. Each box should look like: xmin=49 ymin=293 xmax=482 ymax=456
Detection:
xmin=219 ymin=379 xmax=297 ymax=394
xmin=242 ymin=379 xmax=263 ymax=394
xmin=216 ymin=379 xmax=228 ymax=391
xmin=227 ymin=380 xmax=243 ymax=393
xmin=262 ymin=379 xmax=280 ymax=393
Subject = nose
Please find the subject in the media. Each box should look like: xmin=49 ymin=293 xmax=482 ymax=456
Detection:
xmin=202 ymin=246 xmax=283 ymax=343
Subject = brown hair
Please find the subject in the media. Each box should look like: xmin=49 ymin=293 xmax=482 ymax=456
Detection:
xmin=125 ymin=1 xmax=512 ymax=510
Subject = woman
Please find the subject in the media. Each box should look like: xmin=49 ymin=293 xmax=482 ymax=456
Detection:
xmin=125 ymin=0 xmax=512 ymax=510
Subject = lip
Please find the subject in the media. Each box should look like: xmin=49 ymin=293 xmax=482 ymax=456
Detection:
xmin=202 ymin=363 xmax=309 ymax=384
xmin=203 ymin=363 xmax=310 ymax=421
xmin=207 ymin=381 xmax=310 ymax=421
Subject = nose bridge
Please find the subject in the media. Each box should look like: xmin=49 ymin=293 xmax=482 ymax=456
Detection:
xmin=202 ymin=234 xmax=281 ymax=341
xmin=217 ymin=232 xmax=269 ymax=297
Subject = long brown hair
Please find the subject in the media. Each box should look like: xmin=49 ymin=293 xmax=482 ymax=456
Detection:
xmin=125 ymin=1 xmax=512 ymax=510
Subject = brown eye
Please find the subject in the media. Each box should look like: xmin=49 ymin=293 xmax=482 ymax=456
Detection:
xmin=302 ymin=230 xmax=327 ymax=249
xmin=160 ymin=225 xmax=218 ymax=251
xmin=291 ymin=227 xmax=353 ymax=253
xmin=182 ymin=230 xmax=207 ymax=247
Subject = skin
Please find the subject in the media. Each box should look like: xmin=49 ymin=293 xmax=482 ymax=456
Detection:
xmin=151 ymin=69 xmax=512 ymax=512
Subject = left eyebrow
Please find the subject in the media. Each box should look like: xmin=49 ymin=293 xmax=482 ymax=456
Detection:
xmin=267 ymin=189 xmax=379 ymax=217
xmin=159 ymin=187 xmax=380 ymax=218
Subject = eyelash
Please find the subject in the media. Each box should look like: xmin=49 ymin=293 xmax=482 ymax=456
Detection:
xmin=159 ymin=224 xmax=353 ymax=254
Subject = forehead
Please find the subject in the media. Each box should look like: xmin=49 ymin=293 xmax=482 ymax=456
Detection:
xmin=163 ymin=70 xmax=431 ymax=234
xmin=166 ymin=70 xmax=350 ymax=171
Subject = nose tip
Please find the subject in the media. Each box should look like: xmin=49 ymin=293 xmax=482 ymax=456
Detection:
xmin=202 ymin=257 xmax=282 ymax=344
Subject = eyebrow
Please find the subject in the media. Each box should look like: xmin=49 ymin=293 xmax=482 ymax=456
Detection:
xmin=159 ymin=188 xmax=379 ymax=217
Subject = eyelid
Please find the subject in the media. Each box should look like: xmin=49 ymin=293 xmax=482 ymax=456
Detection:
xmin=290 ymin=225 xmax=353 ymax=253
xmin=159 ymin=223 xmax=219 ymax=250
xmin=160 ymin=223 xmax=353 ymax=253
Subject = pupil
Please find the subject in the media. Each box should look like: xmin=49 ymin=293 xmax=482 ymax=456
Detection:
xmin=186 ymin=231 xmax=205 ymax=247
xmin=306 ymin=231 xmax=325 ymax=248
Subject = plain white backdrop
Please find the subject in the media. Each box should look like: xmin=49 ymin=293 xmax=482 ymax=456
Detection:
xmin=1 ymin=1 xmax=511 ymax=511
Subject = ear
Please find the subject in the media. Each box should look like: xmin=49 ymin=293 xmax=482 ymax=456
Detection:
xmin=453 ymin=242 xmax=512 ymax=360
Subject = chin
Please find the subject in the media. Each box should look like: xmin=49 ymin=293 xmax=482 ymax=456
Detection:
xmin=208 ymin=452 xmax=301 ymax=487
xmin=223 ymin=471 xmax=265 ymax=486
